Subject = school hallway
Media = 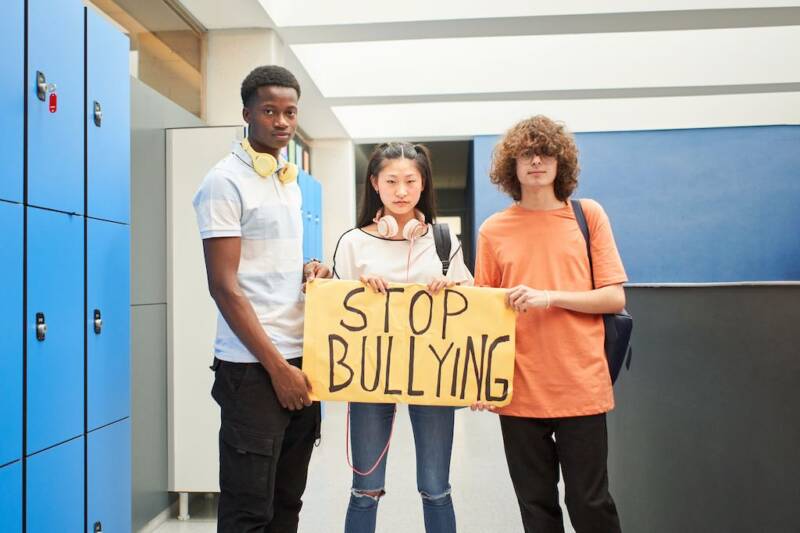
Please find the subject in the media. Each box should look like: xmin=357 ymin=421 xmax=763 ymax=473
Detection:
xmin=152 ymin=401 xmax=577 ymax=533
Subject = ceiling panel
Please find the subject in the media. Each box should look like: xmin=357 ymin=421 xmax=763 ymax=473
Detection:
xmin=292 ymin=26 xmax=800 ymax=98
xmin=260 ymin=0 xmax=798 ymax=27
xmin=332 ymin=92 xmax=800 ymax=140
xmin=177 ymin=0 xmax=273 ymax=29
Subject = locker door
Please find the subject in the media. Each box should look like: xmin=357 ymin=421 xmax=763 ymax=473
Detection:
xmin=87 ymin=418 xmax=131 ymax=533
xmin=26 ymin=207 xmax=84 ymax=454
xmin=87 ymin=219 xmax=130 ymax=430
xmin=313 ymin=178 xmax=322 ymax=258
xmin=27 ymin=0 xmax=84 ymax=214
xmin=0 ymin=203 xmax=23 ymax=466
xmin=298 ymin=171 xmax=309 ymax=261
xmin=0 ymin=461 xmax=22 ymax=533
xmin=26 ymin=437 xmax=83 ymax=533
xmin=86 ymin=8 xmax=130 ymax=224
xmin=0 ymin=0 xmax=23 ymax=203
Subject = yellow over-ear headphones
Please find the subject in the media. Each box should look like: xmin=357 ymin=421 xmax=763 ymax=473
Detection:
xmin=241 ymin=138 xmax=298 ymax=184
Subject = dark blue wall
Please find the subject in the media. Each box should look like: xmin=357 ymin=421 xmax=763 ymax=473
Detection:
xmin=472 ymin=126 xmax=800 ymax=283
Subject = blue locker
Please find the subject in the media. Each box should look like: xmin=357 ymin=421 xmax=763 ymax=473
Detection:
xmin=26 ymin=437 xmax=83 ymax=533
xmin=26 ymin=207 xmax=84 ymax=454
xmin=86 ymin=8 xmax=130 ymax=224
xmin=87 ymin=219 xmax=130 ymax=430
xmin=313 ymin=178 xmax=322 ymax=258
xmin=306 ymin=176 xmax=315 ymax=259
xmin=27 ymin=0 xmax=84 ymax=214
xmin=297 ymin=171 xmax=308 ymax=261
xmin=0 ymin=203 xmax=23 ymax=466
xmin=0 ymin=461 xmax=22 ymax=533
xmin=87 ymin=418 xmax=131 ymax=533
xmin=0 ymin=0 xmax=24 ymax=203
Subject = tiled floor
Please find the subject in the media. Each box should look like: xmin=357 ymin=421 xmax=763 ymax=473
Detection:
xmin=152 ymin=402 xmax=576 ymax=533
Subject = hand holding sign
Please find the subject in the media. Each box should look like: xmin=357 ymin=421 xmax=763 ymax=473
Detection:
xmin=302 ymin=279 xmax=516 ymax=407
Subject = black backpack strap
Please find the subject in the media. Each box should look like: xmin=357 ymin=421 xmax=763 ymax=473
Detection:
xmin=571 ymin=199 xmax=595 ymax=290
xmin=432 ymin=223 xmax=452 ymax=275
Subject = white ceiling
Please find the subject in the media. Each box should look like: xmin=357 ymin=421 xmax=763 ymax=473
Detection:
xmin=259 ymin=0 xmax=799 ymax=27
xmin=332 ymin=92 xmax=800 ymax=141
xmin=178 ymin=1 xmax=800 ymax=140
xmin=292 ymin=27 xmax=800 ymax=98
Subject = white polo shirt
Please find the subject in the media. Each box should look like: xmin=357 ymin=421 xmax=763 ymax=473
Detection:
xmin=192 ymin=142 xmax=304 ymax=362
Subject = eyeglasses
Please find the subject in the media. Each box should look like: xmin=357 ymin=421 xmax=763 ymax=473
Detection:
xmin=517 ymin=149 xmax=555 ymax=161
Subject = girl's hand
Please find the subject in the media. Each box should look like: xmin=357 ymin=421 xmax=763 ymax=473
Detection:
xmin=360 ymin=274 xmax=389 ymax=294
xmin=507 ymin=285 xmax=551 ymax=313
xmin=426 ymin=277 xmax=455 ymax=295
xmin=470 ymin=401 xmax=497 ymax=412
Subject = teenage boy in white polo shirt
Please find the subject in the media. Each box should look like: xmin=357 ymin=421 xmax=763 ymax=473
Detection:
xmin=193 ymin=65 xmax=330 ymax=533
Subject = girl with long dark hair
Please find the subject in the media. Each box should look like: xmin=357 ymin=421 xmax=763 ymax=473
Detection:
xmin=332 ymin=142 xmax=472 ymax=533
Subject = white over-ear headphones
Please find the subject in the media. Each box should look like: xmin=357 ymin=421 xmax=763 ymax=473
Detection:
xmin=373 ymin=208 xmax=427 ymax=240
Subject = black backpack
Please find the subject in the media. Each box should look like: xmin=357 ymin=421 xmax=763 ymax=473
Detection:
xmin=571 ymin=200 xmax=633 ymax=385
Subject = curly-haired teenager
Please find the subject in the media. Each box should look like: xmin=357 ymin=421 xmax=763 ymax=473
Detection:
xmin=193 ymin=65 xmax=330 ymax=532
xmin=473 ymin=115 xmax=626 ymax=533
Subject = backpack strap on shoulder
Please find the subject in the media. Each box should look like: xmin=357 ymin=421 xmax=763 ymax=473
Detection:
xmin=571 ymin=199 xmax=595 ymax=289
xmin=432 ymin=223 xmax=452 ymax=275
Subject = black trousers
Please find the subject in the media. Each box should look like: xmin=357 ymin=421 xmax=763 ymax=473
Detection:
xmin=212 ymin=357 xmax=321 ymax=533
xmin=500 ymin=413 xmax=621 ymax=533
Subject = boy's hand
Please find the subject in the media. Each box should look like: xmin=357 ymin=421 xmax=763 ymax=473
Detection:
xmin=507 ymin=285 xmax=550 ymax=312
xmin=270 ymin=363 xmax=312 ymax=411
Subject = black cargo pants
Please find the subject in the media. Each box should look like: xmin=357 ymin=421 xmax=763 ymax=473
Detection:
xmin=211 ymin=357 xmax=321 ymax=533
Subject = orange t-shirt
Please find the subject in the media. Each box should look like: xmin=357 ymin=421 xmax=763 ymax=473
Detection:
xmin=475 ymin=199 xmax=628 ymax=418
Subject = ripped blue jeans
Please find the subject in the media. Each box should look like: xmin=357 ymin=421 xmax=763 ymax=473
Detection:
xmin=344 ymin=403 xmax=457 ymax=533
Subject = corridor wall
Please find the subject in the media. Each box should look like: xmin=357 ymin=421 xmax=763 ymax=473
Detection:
xmin=0 ymin=2 xmax=131 ymax=531
xmin=472 ymin=125 xmax=800 ymax=283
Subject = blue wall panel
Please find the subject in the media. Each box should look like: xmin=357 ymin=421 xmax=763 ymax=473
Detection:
xmin=26 ymin=437 xmax=83 ymax=533
xmin=87 ymin=418 xmax=131 ymax=533
xmin=26 ymin=208 xmax=84 ymax=454
xmin=86 ymin=8 xmax=130 ymax=223
xmin=27 ymin=0 xmax=84 ymax=214
xmin=0 ymin=461 xmax=22 ymax=532
xmin=0 ymin=203 xmax=23 ymax=466
xmin=472 ymin=135 xmax=513 ymax=242
xmin=472 ymin=126 xmax=800 ymax=283
xmin=0 ymin=0 xmax=24 ymax=203
xmin=87 ymin=219 xmax=131 ymax=430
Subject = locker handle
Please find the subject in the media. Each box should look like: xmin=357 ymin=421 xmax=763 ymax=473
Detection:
xmin=93 ymin=309 xmax=103 ymax=334
xmin=36 ymin=71 xmax=56 ymax=102
xmin=35 ymin=312 xmax=47 ymax=341
xmin=93 ymin=101 xmax=103 ymax=127
xmin=93 ymin=521 xmax=103 ymax=533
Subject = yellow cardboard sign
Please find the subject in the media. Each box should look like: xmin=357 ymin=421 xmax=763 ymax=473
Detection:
xmin=302 ymin=279 xmax=515 ymax=407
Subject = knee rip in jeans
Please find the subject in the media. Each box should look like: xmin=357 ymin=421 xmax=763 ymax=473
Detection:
xmin=351 ymin=488 xmax=385 ymax=502
xmin=420 ymin=488 xmax=452 ymax=502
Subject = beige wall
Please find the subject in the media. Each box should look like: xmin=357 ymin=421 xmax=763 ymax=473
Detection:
xmin=204 ymin=28 xmax=284 ymax=125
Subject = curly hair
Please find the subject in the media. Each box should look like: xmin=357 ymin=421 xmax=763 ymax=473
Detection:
xmin=241 ymin=65 xmax=301 ymax=106
xmin=490 ymin=115 xmax=579 ymax=202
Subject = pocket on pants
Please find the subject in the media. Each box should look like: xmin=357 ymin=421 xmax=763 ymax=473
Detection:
xmin=222 ymin=423 xmax=275 ymax=456
xmin=219 ymin=423 xmax=278 ymax=499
